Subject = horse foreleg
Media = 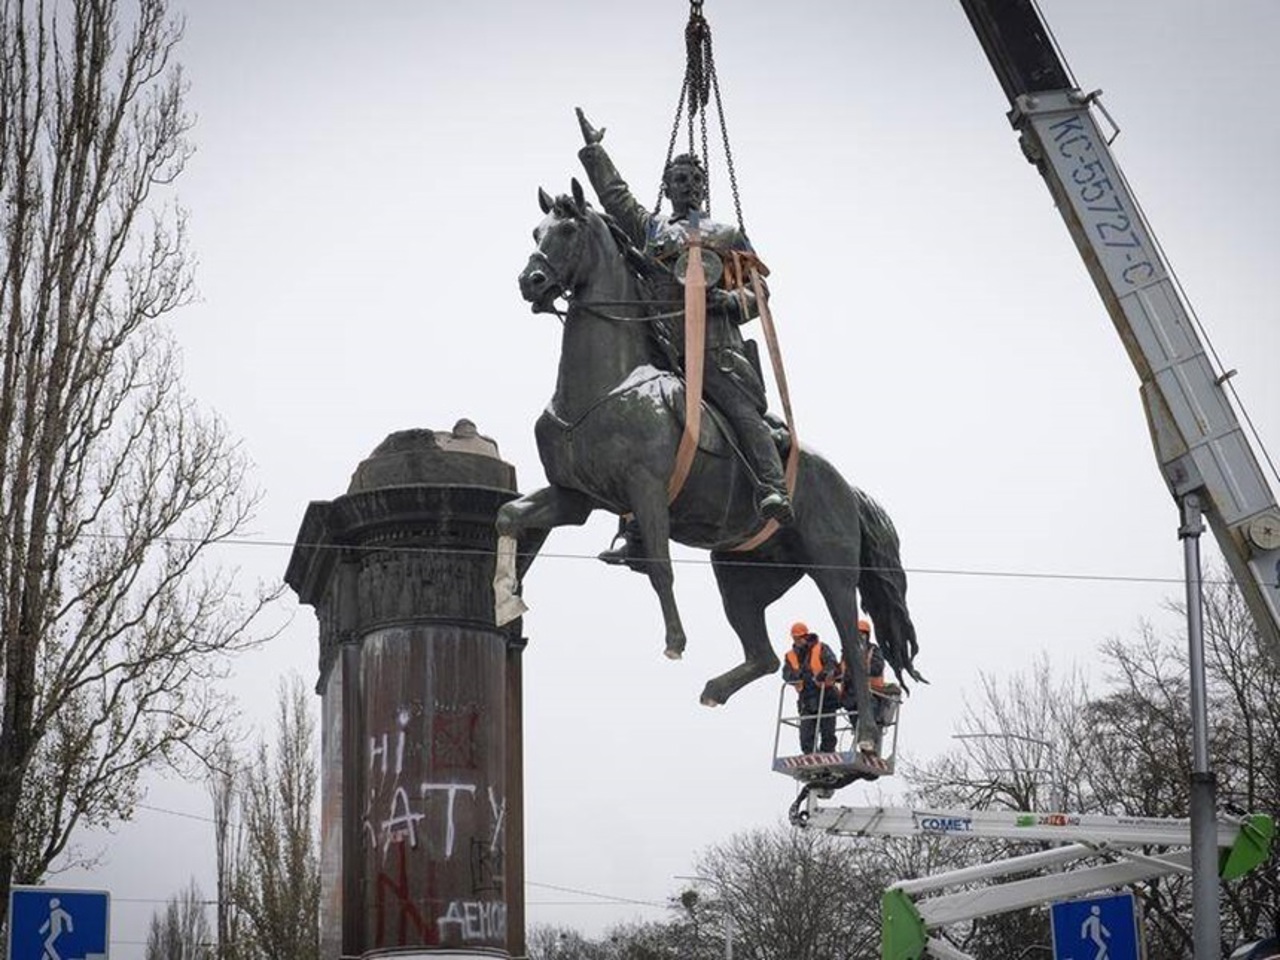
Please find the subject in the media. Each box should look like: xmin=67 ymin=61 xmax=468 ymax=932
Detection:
xmin=496 ymin=484 xmax=594 ymax=542
xmin=494 ymin=486 xmax=594 ymax=624
xmin=513 ymin=528 xmax=551 ymax=583
xmin=628 ymin=492 xmax=687 ymax=660
xmin=702 ymin=554 xmax=800 ymax=706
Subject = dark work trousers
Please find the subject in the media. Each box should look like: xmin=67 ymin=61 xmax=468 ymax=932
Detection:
xmin=798 ymin=693 xmax=837 ymax=754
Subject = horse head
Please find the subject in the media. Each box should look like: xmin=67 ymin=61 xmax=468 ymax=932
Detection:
xmin=518 ymin=178 xmax=601 ymax=313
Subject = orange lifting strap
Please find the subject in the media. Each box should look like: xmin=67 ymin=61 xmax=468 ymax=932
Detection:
xmin=664 ymin=247 xmax=800 ymax=552
xmin=659 ymin=0 xmax=800 ymax=547
xmin=666 ymin=228 xmax=707 ymax=501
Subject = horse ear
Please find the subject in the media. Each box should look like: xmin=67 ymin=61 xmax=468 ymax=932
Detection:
xmin=571 ymin=178 xmax=587 ymax=215
xmin=538 ymin=187 xmax=553 ymax=214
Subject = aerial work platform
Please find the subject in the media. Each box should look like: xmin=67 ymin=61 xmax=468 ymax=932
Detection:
xmin=772 ymin=682 xmax=903 ymax=786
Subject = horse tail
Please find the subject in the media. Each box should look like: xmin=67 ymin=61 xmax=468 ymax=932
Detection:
xmin=853 ymin=487 xmax=926 ymax=690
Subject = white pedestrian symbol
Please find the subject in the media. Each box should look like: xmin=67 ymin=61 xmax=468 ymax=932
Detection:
xmin=1080 ymin=904 xmax=1111 ymax=960
xmin=38 ymin=897 xmax=74 ymax=960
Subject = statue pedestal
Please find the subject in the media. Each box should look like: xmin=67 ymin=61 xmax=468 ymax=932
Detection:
xmin=286 ymin=423 xmax=525 ymax=959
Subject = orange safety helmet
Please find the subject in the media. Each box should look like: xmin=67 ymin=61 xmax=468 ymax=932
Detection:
xmin=857 ymin=618 xmax=872 ymax=635
xmin=790 ymin=621 xmax=811 ymax=640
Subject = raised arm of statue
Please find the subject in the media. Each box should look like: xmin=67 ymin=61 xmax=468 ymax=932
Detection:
xmin=574 ymin=107 xmax=652 ymax=250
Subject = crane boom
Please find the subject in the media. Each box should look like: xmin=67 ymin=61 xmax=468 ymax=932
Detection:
xmin=957 ymin=0 xmax=1280 ymax=660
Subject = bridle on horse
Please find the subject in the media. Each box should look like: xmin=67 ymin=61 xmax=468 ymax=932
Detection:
xmin=533 ymin=211 xmax=685 ymax=324
xmin=571 ymin=296 xmax=686 ymax=325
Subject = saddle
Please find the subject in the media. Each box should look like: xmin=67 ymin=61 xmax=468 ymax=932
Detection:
xmin=603 ymin=366 xmax=791 ymax=468
xmin=602 ymin=367 xmax=732 ymax=460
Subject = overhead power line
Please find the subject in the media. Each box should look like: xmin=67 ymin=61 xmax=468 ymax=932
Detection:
xmin=81 ymin=531 xmax=1215 ymax=589
xmin=526 ymin=880 xmax=668 ymax=909
xmin=121 ymin=802 xmax=673 ymax=910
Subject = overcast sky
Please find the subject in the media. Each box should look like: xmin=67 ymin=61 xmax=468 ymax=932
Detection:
xmin=56 ymin=1 xmax=1280 ymax=955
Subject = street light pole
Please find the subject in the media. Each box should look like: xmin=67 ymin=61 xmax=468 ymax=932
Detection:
xmin=1180 ymin=495 xmax=1221 ymax=960
xmin=952 ymin=731 xmax=1060 ymax=811
xmin=674 ymin=875 xmax=733 ymax=960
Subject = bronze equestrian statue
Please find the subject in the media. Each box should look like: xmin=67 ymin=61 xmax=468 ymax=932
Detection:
xmin=495 ymin=141 xmax=924 ymax=752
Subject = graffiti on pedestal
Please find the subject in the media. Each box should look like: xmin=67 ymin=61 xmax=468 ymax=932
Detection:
xmin=376 ymin=842 xmax=431 ymax=945
xmin=432 ymin=710 xmax=480 ymax=768
xmin=470 ymin=785 xmax=506 ymax=894
xmin=437 ymin=899 xmax=509 ymax=942
xmin=364 ymin=703 xmax=506 ymax=948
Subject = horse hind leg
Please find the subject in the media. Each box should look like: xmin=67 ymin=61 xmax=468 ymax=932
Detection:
xmin=807 ymin=557 xmax=879 ymax=752
xmin=701 ymin=555 xmax=802 ymax=706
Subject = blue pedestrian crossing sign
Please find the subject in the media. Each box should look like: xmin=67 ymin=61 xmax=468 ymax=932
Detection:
xmin=1051 ymin=891 xmax=1141 ymax=960
xmin=7 ymin=887 xmax=109 ymax=960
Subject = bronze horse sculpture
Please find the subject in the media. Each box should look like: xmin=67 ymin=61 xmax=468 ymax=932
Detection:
xmin=495 ymin=180 xmax=923 ymax=749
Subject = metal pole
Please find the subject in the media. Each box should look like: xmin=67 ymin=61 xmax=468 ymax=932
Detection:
xmin=675 ymin=875 xmax=732 ymax=960
xmin=1180 ymin=494 xmax=1220 ymax=959
xmin=951 ymin=732 xmax=1058 ymax=810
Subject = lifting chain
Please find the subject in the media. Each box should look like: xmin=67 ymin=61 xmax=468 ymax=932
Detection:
xmin=655 ymin=0 xmax=746 ymax=236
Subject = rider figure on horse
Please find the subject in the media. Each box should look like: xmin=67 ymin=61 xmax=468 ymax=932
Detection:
xmin=575 ymin=107 xmax=793 ymax=568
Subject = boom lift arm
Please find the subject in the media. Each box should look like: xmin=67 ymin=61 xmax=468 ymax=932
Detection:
xmin=791 ymin=802 xmax=1274 ymax=960
xmin=957 ymin=0 xmax=1280 ymax=659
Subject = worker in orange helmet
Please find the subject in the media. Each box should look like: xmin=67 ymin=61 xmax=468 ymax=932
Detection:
xmin=781 ymin=621 xmax=839 ymax=754
xmin=841 ymin=616 xmax=890 ymax=738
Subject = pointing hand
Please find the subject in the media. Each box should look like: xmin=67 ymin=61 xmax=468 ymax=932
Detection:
xmin=576 ymin=106 xmax=605 ymax=145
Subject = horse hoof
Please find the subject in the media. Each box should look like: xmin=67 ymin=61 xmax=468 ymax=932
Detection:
xmin=699 ymin=695 xmax=721 ymax=707
xmin=664 ymin=646 xmax=683 ymax=661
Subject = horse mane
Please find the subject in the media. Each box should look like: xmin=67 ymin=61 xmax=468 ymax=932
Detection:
xmin=592 ymin=209 xmax=684 ymax=370
xmin=552 ymin=194 xmax=669 ymax=290
xmin=549 ymin=193 xmax=678 ymax=371
xmin=550 ymin=194 xmax=583 ymax=220
xmin=593 ymin=209 xmax=671 ymax=288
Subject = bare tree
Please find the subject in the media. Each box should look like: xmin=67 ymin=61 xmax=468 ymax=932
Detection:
xmin=908 ymin=655 xmax=1097 ymax=814
xmin=0 ymin=0 xmax=273 ymax=929
xmin=233 ymin=676 xmax=321 ymax=960
xmin=526 ymin=925 xmax=613 ymax=960
xmin=209 ymin=737 xmax=251 ymax=960
xmin=691 ymin=824 xmax=888 ymax=960
xmin=525 ymin=828 xmax=954 ymax=960
xmin=145 ymin=879 xmax=214 ymax=960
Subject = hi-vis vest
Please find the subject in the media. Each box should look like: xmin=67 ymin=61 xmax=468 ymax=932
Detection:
xmin=785 ymin=642 xmax=836 ymax=692
xmin=842 ymin=646 xmax=886 ymax=692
